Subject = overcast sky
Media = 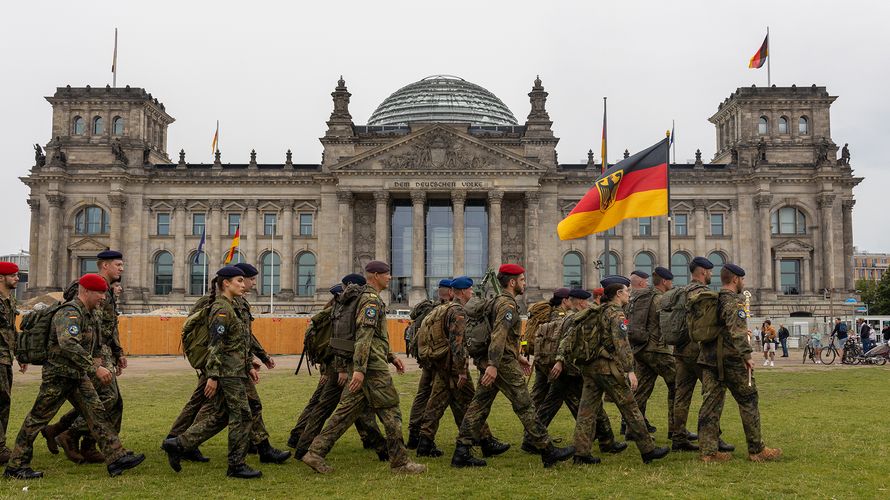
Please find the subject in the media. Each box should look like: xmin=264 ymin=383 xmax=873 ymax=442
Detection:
xmin=2 ymin=0 xmax=888 ymax=257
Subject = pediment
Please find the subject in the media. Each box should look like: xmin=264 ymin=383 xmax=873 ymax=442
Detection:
xmin=331 ymin=125 xmax=547 ymax=173
xmin=671 ymin=201 xmax=693 ymax=212
xmin=68 ymin=237 xmax=108 ymax=251
xmin=773 ymin=238 xmax=814 ymax=254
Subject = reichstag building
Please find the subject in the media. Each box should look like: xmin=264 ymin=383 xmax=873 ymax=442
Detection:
xmin=22 ymin=75 xmax=861 ymax=317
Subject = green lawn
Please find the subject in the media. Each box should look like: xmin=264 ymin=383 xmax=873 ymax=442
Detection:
xmin=1 ymin=362 xmax=888 ymax=499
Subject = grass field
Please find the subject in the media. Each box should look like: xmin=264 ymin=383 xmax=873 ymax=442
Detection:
xmin=0 ymin=357 xmax=887 ymax=499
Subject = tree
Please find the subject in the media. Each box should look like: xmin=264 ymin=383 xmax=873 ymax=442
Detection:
xmin=857 ymin=273 xmax=890 ymax=315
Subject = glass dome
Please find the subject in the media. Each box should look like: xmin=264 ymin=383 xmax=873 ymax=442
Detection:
xmin=367 ymin=75 xmax=518 ymax=127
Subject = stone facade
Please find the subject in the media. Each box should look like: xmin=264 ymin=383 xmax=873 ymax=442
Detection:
xmin=21 ymin=79 xmax=862 ymax=318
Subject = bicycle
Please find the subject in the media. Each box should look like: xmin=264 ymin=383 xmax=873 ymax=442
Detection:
xmin=842 ymin=337 xmax=863 ymax=365
xmin=819 ymin=335 xmax=841 ymax=365
xmin=801 ymin=335 xmax=821 ymax=364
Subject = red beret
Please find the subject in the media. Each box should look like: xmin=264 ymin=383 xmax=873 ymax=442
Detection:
xmin=78 ymin=273 xmax=109 ymax=292
xmin=498 ymin=263 xmax=525 ymax=275
xmin=592 ymin=288 xmax=604 ymax=297
xmin=0 ymin=262 xmax=18 ymax=275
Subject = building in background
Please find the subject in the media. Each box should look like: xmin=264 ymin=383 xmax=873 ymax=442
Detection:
xmin=0 ymin=251 xmax=29 ymax=300
xmin=852 ymin=247 xmax=889 ymax=283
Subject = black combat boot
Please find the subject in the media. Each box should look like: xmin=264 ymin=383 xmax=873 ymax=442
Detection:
xmin=181 ymin=447 xmax=210 ymax=462
xmin=41 ymin=422 xmax=64 ymax=455
xmin=227 ymin=463 xmax=263 ymax=479
xmin=540 ymin=443 xmax=575 ymax=468
xmin=257 ymin=439 xmax=291 ymax=464
xmin=286 ymin=434 xmax=299 ymax=450
xmin=572 ymin=454 xmax=602 ymax=465
xmin=450 ymin=444 xmax=486 ymax=467
xmin=107 ymin=453 xmax=146 ymax=477
xmin=416 ymin=437 xmax=443 ymax=458
xmin=645 ymin=418 xmax=657 ymax=434
xmin=480 ymin=437 xmax=511 ymax=458
xmin=161 ymin=437 xmax=184 ymax=472
xmin=4 ymin=466 xmax=44 ymax=479
xmin=293 ymin=447 xmax=308 ymax=461
xmin=718 ymin=439 xmax=735 ymax=452
xmin=599 ymin=441 xmax=628 ymax=454
xmin=376 ymin=448 xmax=390 ymax=462
xmin=520 ymin=439 xmax=541 ymax=455
xmin=247 ymin=443 xmax=257 ymax=455
xmin=641 ymin=446 xmax=670 ymax=464
xmin=671 ymin=441 xmax=700 ymax=452
xmin=406 ymin=431 xmax=420 ymax=450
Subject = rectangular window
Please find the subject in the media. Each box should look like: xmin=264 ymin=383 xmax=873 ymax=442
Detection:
xmin=780 ymin=259 xmax=801 ymax=295
xmin=192 ymin=213 xmax=205 ymax=236
xmin=710 ymin=213 xmax=724 ymax=236
xmin=674 ymin=214 xmax=688 ymax=236
xmin=390 ymin=202 xmax=413 ymax=303
xmin=79 ymin=258 xmax=98 ymax=275
xmin=299 ymin=213 xmax=313 ymax=236
xmin=638 ymin=217 xmax=652 ymax=236
xmin=228 ymin=213 xmax=241 ymax=236
xmin=263 ymin=213 xmax=278 ymax=236
xmin=157 ymin=213 xmax=170 ymax=236
xmin=464 ymin=202 xmax=488 ymax=282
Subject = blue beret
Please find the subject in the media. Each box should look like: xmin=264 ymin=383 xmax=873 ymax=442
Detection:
xmin=216 ymin=266 xmax=245 ymax=278
xmin=450 ymin=276 xmax=474 ymax=290
xmin=365 ymin=260 xmax=391 ymax=273
xmin=329 ymin=283 xmax=344 ymax=295
xmin=600 ymin=275 xmax=631 ymax=287
xmin=233 ymin=263 xmax=258 ymax=277
xmin=553 ymin=287 xmax=571 ymax=299
xmin=654 ymin=266 xmax=674 ymax=280
xmin=631 ymin=270 xmax=650 ymax=279
xmin=97 ymin=250 xmax=123 ymax=260
xmin=691 ymin=256 xmax=714 ymax=270
xmin=723 ymin=263 xmax=746 ymax=277
xmin=342 ymin=273 xmax=366 ymax=286
xmin=438 ymin=279 xmax=453 ymax=288
xmin=568 ymin=288 xmax=592 ymax=300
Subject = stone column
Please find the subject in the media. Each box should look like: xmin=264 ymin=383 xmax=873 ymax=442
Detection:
xmin=774 ymin=259 xmax=783 ymax=294
xmin=729 ymin=199 xmax=741 ymax=263
xmin=337 ymin=190 xmax=353 ymax=277
xmin=141 ymin=199 xmax=153 ymax=295
xmin=410 ymin=191 xmax=426 ymax=303
xmin=694 ymin=199 xmax=707 ymax=257
xmin=621 ymin=219 xmax=632 ymax=275
xmin=45 ymin=194 xmax=65 ymax=289
xmin=172 ymin=199 xmax=187 ymax=294
xmin=524 ymin=192 xmax=539 ymax=288
xmin=208 ymin=199 xmax=222 ymax=266
xmin=754 ymin=194 xmax=773 ymax=291
xmin=279 ymin=200 xmax=295 ymax=297
xmin=374 ymin=191 xmax=390 ymax=262
xmin=452 ymin=191 xmax=466 ymax=276
xmin=108 ymin=194 xmax=127 ymax=251
xmin=245 ymin=199 xmax=258 ymax=264
xmin=818 ymin=194 xmax=836 ymax=291
xmin=657 ymin=215 xmax=669 ymax=267
xmin=803 ymin=257 xmax=812 ymax=294
xmin=842 ymin=199 xmax=855 ymax=291
xmin=488 ymin=190 xmax=503 ymax=269
xmin=26 ymin=199 xmax=40 ymax=293
xmin=585 ymin=233 xmax=598 ymax=287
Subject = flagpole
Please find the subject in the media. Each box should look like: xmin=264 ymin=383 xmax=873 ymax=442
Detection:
xmin=767 ymin=26 xmax=771 ymax=87
xmin=666 ymin=130 xmax=673 ymax=265
xmin=112 ymin=28 xmax=118 ymax=88
xmin=202 ymin=252 xmax=207 ymax=296
xmin=601 ymin=97 xmax=610 ymax=279
xmin=270 ymin=212 xmax=276 ymax=314
xmin=671 ymin=120 xmax=676 ymax=164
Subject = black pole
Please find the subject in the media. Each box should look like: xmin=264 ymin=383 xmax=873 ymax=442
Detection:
xmin=666 ymin=132 xmax=673 ymax=267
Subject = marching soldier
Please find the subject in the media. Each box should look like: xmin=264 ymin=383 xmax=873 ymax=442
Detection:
xmin=0 ymin=261 xmax=25 ymax=465
xmin=527 ymin=288 xmax=570 ymax=425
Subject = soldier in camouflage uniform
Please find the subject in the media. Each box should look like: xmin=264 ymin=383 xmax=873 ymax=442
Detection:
xmin=697 ymin=264 xmax=782 ymax=463
xmin=528 ymin=288 xmax=570 ymax=415
xmin=415 ymin=276 xmax=509 ymax=458
xmin=452 ymin=264 xmax=574 ymax=468
xmin=302 ymin=261 xmax=425 ymax=475
xmin=0 ymin=262 xmax=25 ymax=465
xmin=4 ymin=274 xmax=144 ymax=479
xmin=553 ymin=278 xmax=669 ymax=465
xmin=162 ymin=266 xmax=263 ymax=479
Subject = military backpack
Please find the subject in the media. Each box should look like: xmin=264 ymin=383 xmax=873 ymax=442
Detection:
xmin=566 ymin=304 xmax=607 ymax=364
xmin=16 ymin=301 xmax=66 ymax=366
xmin=328 ymin=283 xmax=366 ymax=357
xmin=659 ymin=286 xmax=690 ymax=346
xmin=524 ymin=301 xmax=553 ymax=356
xmin=416 ymin=303 xmax=453 ymax=365
xmin=302 ymin=307 xmax=333 ymax=366
xmin=464 ymin=296 xmax=496 ymax=358
xmin=626 ymin=288 xmax=656 ymax=346
xmin=686 ymin=290 xmax=721 ymax=342
xmin=533 ymin=315 xmax=565 ymax=368
xmin=406 ymin=298 xmax=437 ymax=359
xmin=181 ymin=305 xmax=212 ymax=369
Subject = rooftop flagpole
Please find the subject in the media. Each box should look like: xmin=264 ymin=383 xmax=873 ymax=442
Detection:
xmin=112 ymin=28 xmax=118 ymax=88
xmin=767 ymin=26 xmax=771 ymax=87
xmin=601 ymin=96 xmax=610 ymax=279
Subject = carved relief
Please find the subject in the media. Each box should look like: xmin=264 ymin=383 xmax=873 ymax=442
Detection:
xmin=352 ymin=197 xmax=376 ymax=273
xmin=501 ymin=196 xmax=525 ymax=265
xmin=380 ymin=129 xmax=494 ymax=170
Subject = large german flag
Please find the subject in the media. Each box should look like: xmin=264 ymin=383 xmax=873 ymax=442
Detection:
xmin=558 ymin=138 xmax=669 ymax=240
xmin=749 ymin=33 xmax=769 ymax=69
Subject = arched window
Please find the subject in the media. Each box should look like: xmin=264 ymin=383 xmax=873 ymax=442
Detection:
xmin=799 ymin=116 xmax=809 ymax=135
xmin=73 ymin=116 xmax=85 ymax=135
xmin=74 ymin=206 xmax=110 ymax=234
xmin=599 ymin=251 xmax=620 ymax=276
xmin=778 ymin=116 xmax=788 ymax=134
xmin=261 ymin=251 xmax=280 ymax=296
xmin=770 ymin=207 xmax=807 ymax=235
xmin=189 ymin=252 xmax=208 ymax=296
xmin=671 ymin=252 xmax=691 ymax=286
xmin=758 ymin=116 xmax=769 ymax=135
xmin=112 ymin=116 xmax=124 ymax=136
xmin=562 ymin=252 xmax=583 ymax=289
xmin=154 ymin=251 xmax=173 ymax=295
xmin=634 ymin=252 xmax=655 ymax=277
xmin=708 ymin=251 xmax=726 ymax=290
xmin=93 ymin=116 xmax=104 ymax=135
xmin=296 ymin=252 xmax=316 ymax=297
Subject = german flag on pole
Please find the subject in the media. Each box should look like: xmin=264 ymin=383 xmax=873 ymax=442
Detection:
xmin=749 ymin=33 xmax=769 ymax=69
xmin=558 ymin=138 xmax=669 ymax=240
xmin=224 ymin=226 xmax=240 ymax=264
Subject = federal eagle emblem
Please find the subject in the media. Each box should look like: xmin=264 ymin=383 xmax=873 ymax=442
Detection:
xmin=596 ymin=170 xmax=624 ymax=212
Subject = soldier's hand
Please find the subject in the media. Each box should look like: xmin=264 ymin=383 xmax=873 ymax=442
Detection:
xmin=337 ymin=371 xmax=348 ymax=387
xmin=481 ymin=365 xmax=498 ymax=387
xmin=249 ymin=368 xmax=260 ymax=385
xmin=745 ymin=358 xmax=756 ymax=372
xmin=549 ymin=361 xmax=563 ymax=380
xmin=264 ymin=357 xmax=276 ymax=370
xmin=457 ymin=373 xmax=467 ymax=388
xmin=392 ymin=357 xmax=405 ymax=374
xmin=115 ymin=365 xmax=123 ymax=376
xmin=204 ymin=378 xmax=218 ymax=398
xmin=319 ymin=373 xmax=329 ymax=385
xmin=349 ymin=371 xmax=365 ymax=393
xmin=518 ymin=356 xmax=532 ymax=377
xmin=252 ymin=360 xmax=262 ymax=371
xmin=96 ymin=366 xmax=113 ymax=386
xmin=17 ymin=362 xmax=27 ymax=374
xmin=118 ymin=356 xmax=128 ymax=370
xmin=628 ymin=371 xmax=639 ymax=392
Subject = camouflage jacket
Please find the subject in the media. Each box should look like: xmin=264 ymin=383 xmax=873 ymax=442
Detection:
xmin=205 ymin=296 xmax=251 ymax=379
xmin=698 ymin=289 xmax=753 ymax=366
xmin=234 ymin=296 xmax=270 ymax=363
xmin=442 ymin=300 xmax=469 ymax=377
xmin=0 ymin=293 xmax=17 ymax=365
xmin=486 ymin=292 xmax=522 ymax=369
xmin=634 ymin=288 xmax=672 ymax=355
xmin=45 ymin=298 xmax=100 ymax=379
xmin=95 ymin=285 xmax=124 ymax=369
xmin=554 ymin=311 xmax=581 ymax=377
xmin=593 ymin=303 xmax=635 ymax=374
xmin=675 ymin=279 xmax=710 ymax=359
xmin=352 ymin=286 xmax=394 ymax=374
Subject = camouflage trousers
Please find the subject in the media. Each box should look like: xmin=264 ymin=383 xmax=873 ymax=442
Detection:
xmin=407 ymin=367 xmax=434 ymax=436
xmin=532 ymin=371 xmax=616 ymax=447
xmin=169 ymin=374 xmax=268 ymax=446
xmin=177 ymin=377 xmax=252 ymax=467
xmin=68 ymin=370 xmax=123 ymax=436
xmin=574 ymin=363 xmax=655 ymax=457
xmin=0 ymin=364 xmax=11 ymax=452
xmin=672 ymin=355 xmax=702 ymax=446
xmin=308 ymin=369 xmax=409 ymax=469
xmin=457 ymin=358 xmax=550 ymax=449
xmin=530 ymin=364 xmax=551 ymax=411
xmin=8 ymin=373 xmax=127 ymax=467
xmin=419 ymin=366 xmax=492 ymax=442
xmin=289 ymin=365 xmax=385 ymax=454
xmin=633 ymin=350 xmax=677 ymax=435
xmin=698 ymin=362 xmax=764 ymax=455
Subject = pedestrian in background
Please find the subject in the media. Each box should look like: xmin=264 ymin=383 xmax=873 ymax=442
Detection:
xmin=778 ymin=324 xmax=790 ymax=358
xmin=761 ymin=321 xmax=777 ymax=367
